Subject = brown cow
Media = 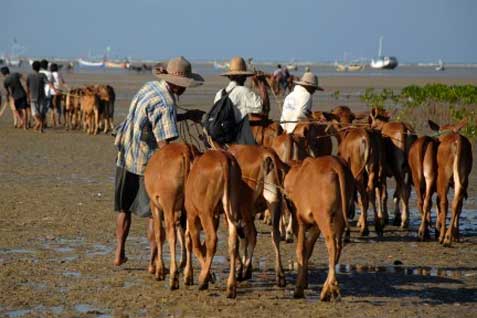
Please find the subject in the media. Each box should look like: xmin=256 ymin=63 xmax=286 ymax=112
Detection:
xmin=144 ymin=143 xmax=199 ymax=288
xmin=408 ymin=136 xmax=438 ymax=240
xmin=95 ymin=84 xmax=115 ymax=133
xmin=228 ymin=144 xmax=288 ymax=286
xmin=428 ymin=119 xmax=473 ymax=246
xmin=81 ymin=86 xmax=100 ymax=135
xmin=184 ymin=149 xmax=244 ymax=298
xmin=64 ymin=88 xmax=83 ymax=130
xmin=338 ymin=127 xmax=385 ymax=236
xmin=293 ymin=122 xmax=332 ymax=157
xmin=284 ymin=156 xmax=353 ymax=301
xmin=249 ymin=115 xmax=283 ymax=147
xmin=369 ymin=108 xmax=416 ymax=228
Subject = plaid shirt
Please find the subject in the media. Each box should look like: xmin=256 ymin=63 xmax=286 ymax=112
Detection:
xmin=115 ymin=80 xmax=179 ymax=175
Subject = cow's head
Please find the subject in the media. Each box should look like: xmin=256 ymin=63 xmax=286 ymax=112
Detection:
xmin=428 ymin=118 xmax=467 ymax=133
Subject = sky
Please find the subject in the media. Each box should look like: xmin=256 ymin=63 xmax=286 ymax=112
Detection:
xmin=2 ymin=0 xmax=477 ymax=63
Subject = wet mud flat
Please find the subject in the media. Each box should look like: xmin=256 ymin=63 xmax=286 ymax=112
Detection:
xmin=1 ymin=72 xmax=477 ymax=317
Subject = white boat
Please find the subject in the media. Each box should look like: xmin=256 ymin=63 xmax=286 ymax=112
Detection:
xmin=78 ymin=58 xmax=105 ymax=67
xmin=286 ymin=63 xmax=298 ymax=71
xmin=335 ymin=62 xmax=365 ymax=72
xmin=370 ymin=36 xmax=398 ymax=70
xmin=213 ymin=61 xmax=229 ymax=70
xmin=435 ymin=59 xmax=445 ymax=71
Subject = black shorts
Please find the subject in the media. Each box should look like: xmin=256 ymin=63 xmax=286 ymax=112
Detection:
xmin=114 ymin=166 xmax=151 ymax=217
xmin=14 ymin=97 xmax=28 ymax=110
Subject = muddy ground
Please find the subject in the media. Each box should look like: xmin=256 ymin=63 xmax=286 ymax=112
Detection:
xmin=1 ymin=70 xmax=477 ymax=317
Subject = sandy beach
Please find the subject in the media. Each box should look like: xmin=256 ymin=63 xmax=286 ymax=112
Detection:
xmin=1 ymin=68 xmax=477 ymax=317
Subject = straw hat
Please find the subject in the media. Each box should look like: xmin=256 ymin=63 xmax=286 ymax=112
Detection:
xmin=294 ymin=72 xmax=324 ymax=91
xmin=221 ymin=56 xmax=255 ymax=77
xmin=153 ymin=56 xmax=204 ymax=88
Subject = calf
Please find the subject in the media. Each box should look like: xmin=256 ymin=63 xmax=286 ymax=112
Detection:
xmin=428 ymin=119 xmax=473 ymax=246
xmin=184 ymin=150 xmax=243 ymax=298
xmin=250 ymin=116 xmax=283 ymax=147
xmin=64 ymin=88 xmax=83 ymax=130
xmin=408 ymin=136 xmax=438 ymax=240
xmin=338 ymin=128 xmax=384 ymax=236
xmin=228 ymin=144 xmax=287 ymax=286
xmin=144 ymin=143 xmax=199 ymax=289
xmin=293 ymin=122 xmax=332 ymax=157
xmin=95 ymin=84 xmax=115 ymax=133
xmin=369 ymin=108 xmax=416 ymax=228
xmin=81 ymin=86 xmax=100 ymax=135
xmin=284 ymin=156 xmax=353 ymax=301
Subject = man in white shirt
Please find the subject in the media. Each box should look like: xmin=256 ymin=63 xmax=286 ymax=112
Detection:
xmin=212 ymin=56 xmax=269 ymax=144
xmin=280 ymin=72 xmax=323 ymax=133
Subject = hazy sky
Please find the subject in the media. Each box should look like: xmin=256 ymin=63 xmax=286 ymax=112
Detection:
xmin=3 ymin=0 xmax=476 ymax=63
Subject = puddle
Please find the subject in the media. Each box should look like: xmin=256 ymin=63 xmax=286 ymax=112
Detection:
xmin=86 ymin=244 xmax=113 ymax=257
xmin=335 ymin=264 xmax=474 ymax=278
xmin=5 ymin=306 xmax=64 ymax=317
xmin=5 ymin=309 xmax=30 ymax=317
xmin=74 ymin=304 xmax=111 ymax=317
xmin=63 ymin=271 xmax=81 ymax=278
xmin=0 ymin=248 xmax=34 ymax=255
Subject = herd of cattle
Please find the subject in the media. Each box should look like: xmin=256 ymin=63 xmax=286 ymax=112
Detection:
xmin=62 ymin=84 xmax=115 ymax=135
xmin=141 ymin=105 xmax=473 ymax=300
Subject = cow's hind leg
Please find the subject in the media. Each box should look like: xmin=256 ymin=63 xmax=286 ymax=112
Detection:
xmin=150 ymin=204 xmax=166 ymax=280
xmin=270 ymin=200 xmax=286 ymax=287
xmin=225 ymin=218 xmax=239 ymax=298
xmin=198 ymin=214 xmax=217 ymax=291
xmin=443 ymin=180 xmax=465 ymax=247
xmin=293 ymin=219 xmax=307 ymax=299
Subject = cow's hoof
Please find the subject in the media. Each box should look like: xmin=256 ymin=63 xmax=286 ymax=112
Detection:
xmin=293 ymin=288 xmax=305 ymax=299
xmin=320 ymin=283 xmax=341 ymax=302
xmin=226 ymin=285 xmax=237 ymax=299
xmin=276 ymin=274 xmax=286 ymax=287
xmin=360 ymin=228 xmax=369 ymax=237
xmin=393 ymin=216 xmax=402 ymax=226
xmin=184 ymin=275 xmax=193 ymax=286
xmin=198 ymin=281 xmax=209 ymax=291
xmin=285 ymin=232 xmax=294 ymax=243
xmin=170 ymin=276 xmax=179 ymax=290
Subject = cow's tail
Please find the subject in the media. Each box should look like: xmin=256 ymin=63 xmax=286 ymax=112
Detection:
xmin=337 ymin=161 xmax=351 ymax=243
xmin=356 ymin=133 xmax=370 ymax=178
xmin=222 ymin=153 xmax=244 ymax=238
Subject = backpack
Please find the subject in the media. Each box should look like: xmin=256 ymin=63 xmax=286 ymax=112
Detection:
xmin=203 ymin=88 xmax=238 ymax=144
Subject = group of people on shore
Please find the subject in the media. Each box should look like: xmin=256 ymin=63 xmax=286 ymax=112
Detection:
xmin=112 ymin=55 xmax=323 ymax=267
xmin=1 ymin=59 xmax=65 ymax=133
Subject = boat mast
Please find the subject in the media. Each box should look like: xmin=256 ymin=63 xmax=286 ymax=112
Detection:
xmin=378 ymin=36 xmax=383 ymax=58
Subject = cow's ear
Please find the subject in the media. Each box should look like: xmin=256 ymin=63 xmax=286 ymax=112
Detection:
xmin=428 ymin=120 xmax=440 ymax=132
xmin=371 ymin=107 xmax=378 ymax=118
xmin=453 ymin=118 xmax=468 ymax=132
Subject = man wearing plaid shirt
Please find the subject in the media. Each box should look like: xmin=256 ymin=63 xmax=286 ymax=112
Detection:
xmin=113 ymin=56 xmax=203 ymax=267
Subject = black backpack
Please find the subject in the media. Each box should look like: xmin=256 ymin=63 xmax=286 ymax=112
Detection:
xmin=203 ymin=88 xmax=238 ymax=144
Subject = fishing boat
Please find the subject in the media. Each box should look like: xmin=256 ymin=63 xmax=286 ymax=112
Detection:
xmin=78 ymin=58 xmax=105 ymax=68
xmin=335 ymin=62 xmax=365 ymax=72
xmin=370 ymin=36 xmax=398 ymax=70
xmin=213 ymin=61 xmax=229 ymax=70
xmin=105 ymin=61 xmax=128 ymax=69
xmin=435 ymin=59 xmax=445 ymax=71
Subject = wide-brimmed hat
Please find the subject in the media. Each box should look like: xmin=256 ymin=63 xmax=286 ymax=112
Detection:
xmin=153 ymin=56 xmax=204 ymax=88
xmin=221 ymin=56 xmax=255 ymax=77
xmin=294 ymin=72 xmax=324 ymax=91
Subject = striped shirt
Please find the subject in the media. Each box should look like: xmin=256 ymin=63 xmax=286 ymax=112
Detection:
xmin=115 ymin=80 xmax=179 ymax=175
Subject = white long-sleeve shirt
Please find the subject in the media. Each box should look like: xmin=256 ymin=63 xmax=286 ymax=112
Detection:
xmin=280 ymin=85 xmax=312 ymax=133
xmin=214 ymin=81 xmax=263 ymax=122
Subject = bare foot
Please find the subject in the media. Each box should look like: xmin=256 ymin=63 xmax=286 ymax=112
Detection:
xmin=113 ymin=256 xmax=128 ymax=266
